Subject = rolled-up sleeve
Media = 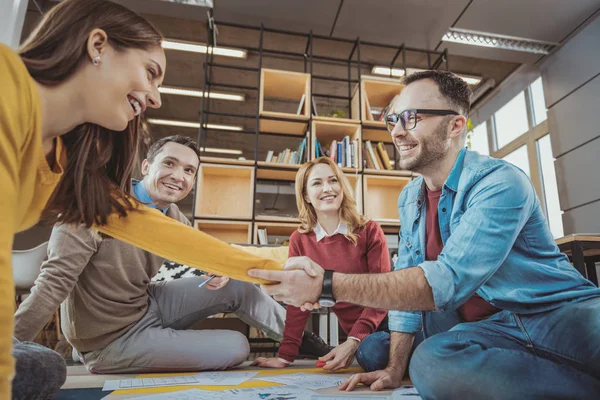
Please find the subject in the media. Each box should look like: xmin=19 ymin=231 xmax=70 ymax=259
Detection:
xmin=419 ymin=165 xmax=535 ymax=311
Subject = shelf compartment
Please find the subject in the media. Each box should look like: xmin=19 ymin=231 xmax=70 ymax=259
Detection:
xmin=257 ymin=164 xmax=300 ymax=181
xmin=311 ymin=120 xmax=362 ymax=168
xmin=259 ymin=113 xmax=309 ymax=136
xmin=363 ymin=175 xmax=411 ymax=224
xmin=195 ymin=164 xmax=254 ymax=219
xmin=362 ymin=122 xmax=392 ymax=143
xmin=200 ymin=157 xmax=255 ymax=166
xmin=194 ymin=220 xmax=252 ymax=244
xmin=259 ymin=68 xmax=311 ymax=135
xmin=352 ymin=76 xmax=405 ymax=128
xmin=253 ymin=221 xmax=300 ymax=245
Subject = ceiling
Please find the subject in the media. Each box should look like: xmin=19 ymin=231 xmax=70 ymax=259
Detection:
xmin=27 ymin=0 xmax=600 ymax=140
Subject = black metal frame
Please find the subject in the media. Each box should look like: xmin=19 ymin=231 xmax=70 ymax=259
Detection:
xmin=192 ymin=19 xmax=450 ymax=236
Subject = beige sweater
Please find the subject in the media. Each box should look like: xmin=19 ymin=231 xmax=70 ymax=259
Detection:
xmin=13 ymin=205 xmax=190 ymax=353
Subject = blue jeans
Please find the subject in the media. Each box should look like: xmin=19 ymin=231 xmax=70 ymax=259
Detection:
xmin=356 ymin=310 xmax=461 ymax=372
xmin=357 ymin=297 xmax=600 ymax=399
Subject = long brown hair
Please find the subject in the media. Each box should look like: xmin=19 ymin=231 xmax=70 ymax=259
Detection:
xmin=295 ymin=157 xmax=368 ymax=245
xmin=19 ymin=0 xmax=163 ymax=227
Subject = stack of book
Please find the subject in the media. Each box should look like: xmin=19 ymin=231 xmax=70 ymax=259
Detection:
xmin=314 ymin=136 xmax=360 ymax=168
xmin=364 ymin=141 xmax=393 ymax=170
xmin=264 ymin=137 xmax=307 ymax=165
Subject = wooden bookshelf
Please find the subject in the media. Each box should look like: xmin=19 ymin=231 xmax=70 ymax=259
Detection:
xmin=352 ymin=76 xmax=405 ymax=143
xmin=363 ymin=169 xmax=412 ymax=177
xmin=253 ymin=221 xmax=300 ymax=244
xmin=259 ymin=68 xmax=310 ymax=135
xmin=195 ymin=164 xmax=254 ymax=219
xmin=194 ymin=220 xmax=252 ymax=244
xmin=344 ymin=173 xmax=363 ymax=213
xmin=256 ymin=165 xmax=299 ymax=181
xmin=200 ymin=156 xmax=255 ymax=166
xmin=310 ymin=120 xmax=361 ymax=168
xmin=255 ymin=215 xmax=300 ymax=223
xmin=363 ymin=174 xmax=411 ymax=226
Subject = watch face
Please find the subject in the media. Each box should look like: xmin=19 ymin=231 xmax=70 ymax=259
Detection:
xmin=318 ymin=298 xmax=336 ymax=307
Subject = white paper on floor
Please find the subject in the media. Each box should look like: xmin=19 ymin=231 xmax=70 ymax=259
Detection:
xmin=103 ymin=371 xmax=258 ymax=391
xmin=192 ymin=371 xmax=259 ymax=385
xmin=392 ymin=385 xmax=421 ymax=398
xmin=103 ymin=376 xmax=203 ymax=391
xmin=225 ymin=385 xmax=314 ymax=399
xmin=310 ymin=395 xmax=390 ymax=399
xmin=125 ymin=388 xmax=221 ymax=399
xmin=255 ymin=373 xmax=346 ymax=390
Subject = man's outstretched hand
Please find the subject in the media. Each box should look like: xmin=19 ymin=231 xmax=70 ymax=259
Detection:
xmin=248 ymin=256 xmax=325 ymax=307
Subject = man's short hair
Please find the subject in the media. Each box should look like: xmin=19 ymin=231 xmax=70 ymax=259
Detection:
xmin=403 ymin=70 xmax=472 ymax=116
xmin=146 ymin=135 xmax=201 ymax=163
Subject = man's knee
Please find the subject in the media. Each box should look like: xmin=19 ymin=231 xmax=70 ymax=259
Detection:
xmin=356 ymin=332 xmax=390 ymax=372
xmin=223 ymin=331 xmax=250 ymax=368
xmin=409 ymin=333 xmax=461 ymax=398
xmin=13 ymin=342 xmax=67 ymax=400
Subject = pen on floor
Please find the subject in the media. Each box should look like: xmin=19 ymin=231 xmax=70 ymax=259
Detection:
xmin=198 ymin=275 xmax=216 ymax=288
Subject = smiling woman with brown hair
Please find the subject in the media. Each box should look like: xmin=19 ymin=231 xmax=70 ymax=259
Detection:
xmin=1 ymin=0 xmax=281 ymax=398
xmin=252 ymin=157 xmax=391 ymax=372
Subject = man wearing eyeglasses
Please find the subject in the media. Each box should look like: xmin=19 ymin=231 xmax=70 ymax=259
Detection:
xmin=249 ymin=70 xmax=600 ymax=399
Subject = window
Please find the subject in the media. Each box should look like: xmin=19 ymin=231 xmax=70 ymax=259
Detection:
xmin=494 ymin=92 xmax=529 ymax=149
xmin=469 ymin=123 xmax=489 ymax=155
xmin=502 ymin=145 xmax=530 ymax=177
xmin=478 ymin=75 xmax=562 ymax=238
xmin=530 ymin=77 xmax=547 ymax=126
xmin=537 ymin=135 xmax=564 ymax=238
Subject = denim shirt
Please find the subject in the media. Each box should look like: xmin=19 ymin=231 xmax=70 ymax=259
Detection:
xmin=389 ymin=148 xmax=600 ymax=333
xmin=132 ymin=180 xmax=170 ymax=214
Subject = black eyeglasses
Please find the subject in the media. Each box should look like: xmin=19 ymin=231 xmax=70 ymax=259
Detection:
xmin=385 ymin=109 xmax=459 ymax=132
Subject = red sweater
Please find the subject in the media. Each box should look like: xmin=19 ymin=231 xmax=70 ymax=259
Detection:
xmin=278 ymin=220 xmax=391 ymax=362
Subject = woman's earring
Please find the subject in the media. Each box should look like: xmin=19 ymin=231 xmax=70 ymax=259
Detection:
xmin=92 ymin=56 xmax=101 ymax=65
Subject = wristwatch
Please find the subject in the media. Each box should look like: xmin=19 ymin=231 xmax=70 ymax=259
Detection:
xmin=318 ymin=269 xmax=336 ymax=307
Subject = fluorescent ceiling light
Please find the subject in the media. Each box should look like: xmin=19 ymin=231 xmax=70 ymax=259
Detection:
xmin=200 ymin=147 xmax=242 ymax=155
xmin=158 ymin=86 xmax=245 ymax=101
xmin=372 ymin=66 xmax=482 ymax=85
xmin=162 ymin=39 xmax=247 ymax=58
xmin=371 ymin=66 xmax=405 ymax=77
xmin=442 ymin=28 xmax=557 ymax=55
xmin=147 ymin=118 xmax=243 ymax=131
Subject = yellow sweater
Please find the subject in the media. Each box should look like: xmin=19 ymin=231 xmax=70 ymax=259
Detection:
xmin=0 ymin=44 xmax=281 ymax=398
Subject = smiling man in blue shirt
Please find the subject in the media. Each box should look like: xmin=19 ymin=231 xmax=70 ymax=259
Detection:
xmin=249 ymin=71 xmax=600 ymax=399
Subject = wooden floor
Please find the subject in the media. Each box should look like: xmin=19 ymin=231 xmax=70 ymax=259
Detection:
xmin=64 ymin=360 xmax=411 ymax=399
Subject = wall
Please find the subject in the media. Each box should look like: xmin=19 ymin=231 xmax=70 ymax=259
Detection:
xmin=541 ymin=14 xmax=600 ymax=234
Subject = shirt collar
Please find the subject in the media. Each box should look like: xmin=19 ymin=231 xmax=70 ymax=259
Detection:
xmin=444 ymin=147 xmax=468 ymax=193
xmin=314 ymin=221 xmax=349 ymax=242
xmin=132 ymin=180 xmax=170 ymax=214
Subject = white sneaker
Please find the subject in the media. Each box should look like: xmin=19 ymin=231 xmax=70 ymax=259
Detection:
xmin=71 ymin=347 xmax=82 ymax=363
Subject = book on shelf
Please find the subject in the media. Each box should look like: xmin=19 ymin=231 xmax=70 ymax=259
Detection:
xmin=265 ymin=150 xmax=274 ymax=163
xmin=315 ymin=136 xmax=359 ymax=168
xmin=264 ymin=137 xmax=307 ymax=165
xmin=257 ymin=228 xmax=268 ymax=245
xmin=365 ymin=141 xmax=381 ymax=170
xmin=376 ymin=142 xmax=393 ymax=170
xmin=296 ymin=94 xmax=306 ymax=115
xmin=363 ymin=143 xmax=375 ymax=169
xmin=311 ymin=96 xmax=318 ymax=116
